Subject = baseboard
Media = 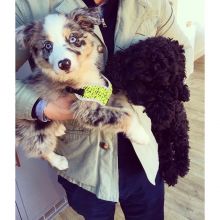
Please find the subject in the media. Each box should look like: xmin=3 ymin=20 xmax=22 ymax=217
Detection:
xmin=195 ymin=49 xmax=204 ymax=61
xmin=37 ymin=197 xmax=69 ymax=220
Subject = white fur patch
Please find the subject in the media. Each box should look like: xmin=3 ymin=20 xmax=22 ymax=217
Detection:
xmin=46 ymin=152 xmax=69 ymax=170
xmin=44 ymin=14 xmax=66 ymax=41
xmin=126 ymin=116 xmax=150 ymax=145
xmin=55 ymin=124 xmax=66 ymax=136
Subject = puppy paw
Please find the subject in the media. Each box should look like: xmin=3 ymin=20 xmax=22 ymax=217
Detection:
xmin=126 ymin=117 xmax=149 ymax=145
xmin=52 ymin=155 xmax=69 ymax=170
xmin=46 ymin=153 xmax=69 ymax=170
xmin=55 ymin=124 xmax=66 ymax=137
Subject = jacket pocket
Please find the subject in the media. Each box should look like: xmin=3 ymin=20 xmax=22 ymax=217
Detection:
xmin=56 ymin=128 xmax=99 ymax=187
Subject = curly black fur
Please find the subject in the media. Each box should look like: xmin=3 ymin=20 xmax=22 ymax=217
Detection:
xmin=105 ymin=36 xmax=190 ymax=186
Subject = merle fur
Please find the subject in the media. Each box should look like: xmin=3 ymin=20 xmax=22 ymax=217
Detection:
xmin=105 ymin=36 xmax=190 ymax=186
xmin=16 ymin=7 xmax=148 ymax=170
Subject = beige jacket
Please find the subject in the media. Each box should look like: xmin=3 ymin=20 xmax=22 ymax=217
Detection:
xmin=16 ymin=0 xmax=193 ymax=202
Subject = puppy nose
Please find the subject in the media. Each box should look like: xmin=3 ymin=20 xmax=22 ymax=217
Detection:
xmin=58 ymin=59 xmax=71 ymax=71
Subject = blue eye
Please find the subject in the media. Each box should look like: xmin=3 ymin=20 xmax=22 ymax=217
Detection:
xmin=44 ymin=41 xmax=53 ymax=50
xmin=69 ymin=35 xmax=77 ymax=44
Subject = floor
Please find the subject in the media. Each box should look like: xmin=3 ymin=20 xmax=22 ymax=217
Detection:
xmin=54 ymin=56 xmax=205 ymax=220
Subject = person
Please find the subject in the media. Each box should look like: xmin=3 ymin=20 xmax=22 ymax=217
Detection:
xmin=16 ymin=0 xmax=194 ymax=219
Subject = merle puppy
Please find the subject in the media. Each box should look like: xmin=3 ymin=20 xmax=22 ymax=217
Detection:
xmin=16 ymin=7 xmax=150 ymax=171
xmin=105 ymin=36 xmax=190 ymax=185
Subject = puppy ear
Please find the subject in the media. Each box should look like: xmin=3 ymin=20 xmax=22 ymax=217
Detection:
xmin=68 ymin=7 xmax=102 ymax=32
xmin=16 ymin=22 xmax=36 ymax=49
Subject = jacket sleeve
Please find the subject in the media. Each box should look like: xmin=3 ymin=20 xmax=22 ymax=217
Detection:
xmin=156 ymin=0 xmax=194 ymax=77
xmin=16 ymin=80 xmax=40 ymax=120
xmin=15 ymin=0 xmax=47 ymax=120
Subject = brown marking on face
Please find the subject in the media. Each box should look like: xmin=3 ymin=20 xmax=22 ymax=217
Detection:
xmin=67 ymin=47 xmax=81 ymax=55
xmin=63 ymin=26 xmax=73 ymax=40
xmin=34 ymin=51 xmax=52 ymax=70
xmin=77 ymin=34 xmax=94 ymax=63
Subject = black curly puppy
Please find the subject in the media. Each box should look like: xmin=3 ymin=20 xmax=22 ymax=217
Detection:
xmin=105 ymin=36 xmax=190 ymax=186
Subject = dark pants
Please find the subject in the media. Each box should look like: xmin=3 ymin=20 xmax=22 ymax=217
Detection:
xmin=58 ymin=134 xmax=164 ymax=220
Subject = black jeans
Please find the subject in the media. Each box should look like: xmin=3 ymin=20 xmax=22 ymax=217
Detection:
xmin=58 ymin=134 xmax=164 ymax=220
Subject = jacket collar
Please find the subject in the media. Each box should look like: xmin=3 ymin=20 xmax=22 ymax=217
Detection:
xmin=114 ymin=0 xmax=153 ymax=51
xmin=54 ymin=0 xmax=148 ymax=11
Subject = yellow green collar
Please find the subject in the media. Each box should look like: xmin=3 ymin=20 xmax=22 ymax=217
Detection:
xmin=66 ymin=75 xmax=112 ymax=105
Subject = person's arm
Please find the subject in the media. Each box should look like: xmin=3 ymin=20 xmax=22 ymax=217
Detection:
xmin=16 ymin=0 xmax=41 ymax=120
xmin=156 ymin=0 xmax=194 ymax=77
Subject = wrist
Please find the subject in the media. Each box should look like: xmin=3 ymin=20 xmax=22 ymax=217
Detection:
xmin=31 ymin=98 xmax=41 ymax=119
xmin=35 ymin=99 xmax=51 ymax=122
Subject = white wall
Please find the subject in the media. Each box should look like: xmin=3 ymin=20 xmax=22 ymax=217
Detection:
xmin=171 ymin=0 xmax=204 ymax=60
xmin=176 ymin=0 xmax=204 ymax=27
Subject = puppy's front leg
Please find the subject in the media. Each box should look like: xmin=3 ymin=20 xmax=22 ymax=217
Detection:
xmin=71 ymin=100 xmax=132 ymax=132
xmin=54 ymin=123 xmax=66 ymax=137
xmin=71 ymin=100 xmax=150 ymax=146
xmin=126 ymin=116 xmax=150 ymax=145
xmin=110 ymin=94 xmax=150 ymax=145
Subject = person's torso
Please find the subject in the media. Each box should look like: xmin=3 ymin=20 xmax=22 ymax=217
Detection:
xmin=16 ymin=0 xmax=161 ymax=202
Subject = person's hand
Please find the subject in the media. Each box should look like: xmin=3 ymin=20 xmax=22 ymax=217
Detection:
xmin=44 ymin=95 xmax=76 ymax=121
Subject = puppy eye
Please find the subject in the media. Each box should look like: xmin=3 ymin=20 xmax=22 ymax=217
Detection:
xmin=69 ymin=35 xmax=77 ymax=44
xmin=44 ymin=41 xmax=53 ymax=50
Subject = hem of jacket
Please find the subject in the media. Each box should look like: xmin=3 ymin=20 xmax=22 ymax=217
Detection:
xmin=57 ymin=172 xmax=119 ymax=202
